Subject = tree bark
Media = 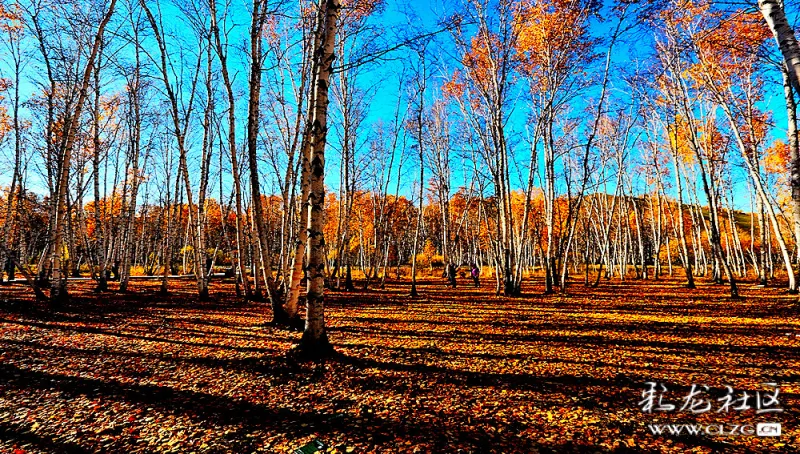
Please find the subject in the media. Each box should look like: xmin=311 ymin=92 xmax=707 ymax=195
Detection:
xmin=295 ymin=0 xmax=341 ymax=358
xmin=247 ymin=0 xmax=284 ymax=321
xmin=781 ymin=63 xmax=800 ymax=264
xmin=139 ymin=0 xmax=206 ymax=299
xmin=409 ymin=46 xmax=428 ymax=298
xmin=48 ymin=0 xmax=117 ymax=304
xmin=760 ymin=0 xmax=800 ymax=94
xmin=210 ymin=0 xmax=252 ymax=300
xmin=0 ymin=27 xmax=23 ymax=285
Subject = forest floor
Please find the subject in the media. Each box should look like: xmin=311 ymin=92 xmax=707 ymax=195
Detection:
xmin=0 ymin=276 xmax=798 ymax=453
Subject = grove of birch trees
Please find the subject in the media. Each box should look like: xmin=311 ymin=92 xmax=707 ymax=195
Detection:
xmin=1 ymin=0 xmax=800 ymax=356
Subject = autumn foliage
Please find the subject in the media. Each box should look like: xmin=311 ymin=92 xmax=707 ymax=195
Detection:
xmin=0 ymin=277 xmax=797 ymax=452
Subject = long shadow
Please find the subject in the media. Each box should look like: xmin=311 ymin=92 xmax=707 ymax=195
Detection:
xmin=334 ymin=352 xmax=800 ymax=413
xmin=0 ymin=293 xmax=269 ymax=326
xmin=2 ymin=349 xmax=788 ymax=453
xmin=0 ymin=421 xmax=92 ymax=454
xmin=0 ymin=318 xmax=278 ymax=354
xmin=423 ymin=298 xmax=794 ymax=320
xmin=137 ymin=323 xmax=282 ymax=343
xmin=333 ymin=352 xmax=636 ymax=395
xmin=20 ymin=332 xmax=785 ymax=408
xmin=0 ymin=362 xmax=574 ymax=452
xmin=0 ymin=363 xmax=335 ymax=444
xmin=328 ymin=324 xmax=800 ymax=357
xmin=0 ymin=338 xmax=292 ymax=379
xmin=339 ymin=343 xmax=786 ymax=382
xmin=354 ymin=292 xmax=795 ymax=318
xmin=326 ymin=295 xmax=407 ymax=309
xmin=353 ymin=280 xmax=796 ymax=308
xmin=3 ymin=280 xmax=796 ymax=452
xmin=332 ymin=315 xmax=797 ymax=338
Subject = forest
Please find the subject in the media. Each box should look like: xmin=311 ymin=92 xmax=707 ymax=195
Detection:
xmin=0 ymin=0 xmax=799 ymax=452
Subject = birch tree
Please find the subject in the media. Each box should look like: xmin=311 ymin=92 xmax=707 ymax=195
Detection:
xmin=295 ymin=0 xmax=342 ymax=357
xmin=48 ymin=0 xmax=117 ymax=303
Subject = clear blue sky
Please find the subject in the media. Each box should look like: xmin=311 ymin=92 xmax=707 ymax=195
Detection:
xmin=0 ymin=0 xmax=798 ymax=213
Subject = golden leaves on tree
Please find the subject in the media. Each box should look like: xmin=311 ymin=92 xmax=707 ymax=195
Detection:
xmin=514 ymin=0 xmax=596 ymax=93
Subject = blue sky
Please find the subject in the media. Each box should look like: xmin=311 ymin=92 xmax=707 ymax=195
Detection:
xmin=0 ymin=0 xmax=798 ymax=213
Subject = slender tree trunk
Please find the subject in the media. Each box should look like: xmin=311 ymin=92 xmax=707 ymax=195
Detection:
xmin=295 ymin=0 xmax=341 ymax=357
xmin=670 ymin=139 xmax=695 ymax=288
xmin=781 ymin=64 xmax=800 ymax=264
xmin=247 ymin=0 xmax=284 ymax=321
xmin=210 ymin=0 xmax=252 ymax=300
xmin=760 ymin=0 xmax=800 ymax=94
xmin=286 ymin=138 xmax=310 ymax=316
xmin=0 ymin=33 xmax=22 ymax=285
xmin=409 ymin=49 xmax=427 ymax=298
xmin=139 ymin=0 xmax=206 ymax=298
xmin=49 ymin=0 xmax=117 ymax=304
xmin=544 ymin=133 xmax=556 ymax=294
xmin=284 ymin=36 xmax=314 ymax=314
xmin=120 ymin=19 xmax=145 ymax=293
xmin=713 ymin=96 xmax=798 ymax=292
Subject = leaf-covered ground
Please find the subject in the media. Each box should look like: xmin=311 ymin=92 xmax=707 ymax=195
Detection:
xmin=0 ymin=277 xmax=798 ymax=453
